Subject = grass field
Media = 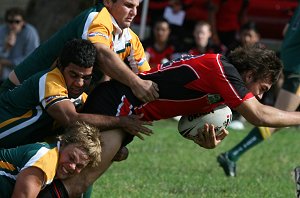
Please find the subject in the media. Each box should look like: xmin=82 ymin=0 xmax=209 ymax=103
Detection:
xmin=92 ymin=119 xmax=299 ymax=198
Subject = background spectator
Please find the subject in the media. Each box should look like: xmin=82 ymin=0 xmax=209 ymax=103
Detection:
xmin=227 ymin=21 xmax=265 ymax=54
xmin=188 ymin=21 xmax=225 ymax=55
xmin=0 ymin=7 xmax=39 ymax=83
xmin=208 ymin=0 xmax=249 ymax=49
xmin=163 ymin=0 xmax=186 ymax=51
xmin=144 ymin=18 xmax=175 ymax=68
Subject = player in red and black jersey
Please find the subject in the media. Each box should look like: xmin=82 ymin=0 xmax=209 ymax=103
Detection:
xmin=64 ymin=46 xmax=300 ymax=196
xmin=84 ymin=53 xmax=253 ymax=121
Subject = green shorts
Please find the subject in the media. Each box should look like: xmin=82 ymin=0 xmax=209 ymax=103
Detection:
xmin=282 ymin=70 xmax=300 ymax=96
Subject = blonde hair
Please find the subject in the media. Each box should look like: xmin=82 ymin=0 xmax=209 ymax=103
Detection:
xmin=58 ymin=122 xmax=102 ymax=167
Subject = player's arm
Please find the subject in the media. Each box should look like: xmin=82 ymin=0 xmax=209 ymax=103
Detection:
xmin=46 ymin=100 xmax=153 ymax=140
xmin=93 ymin=43 xmax=159 ymax=103
xmin=236 ymin=97 xmax=300 ymax=127
xmin=12 ymin=167 xmax=44 ymax=198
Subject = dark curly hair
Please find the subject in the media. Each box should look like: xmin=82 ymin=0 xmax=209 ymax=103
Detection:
xmin=227 ymin=46 xmax=283 ymax=84
xmin=59 ymin=39 xmax=96 ymax=69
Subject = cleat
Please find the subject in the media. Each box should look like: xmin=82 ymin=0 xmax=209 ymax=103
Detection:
xmin=112 ymin=146 xmax=129 ymax=162
xmin=217 ymin=152 xmax=236 ymax=177
xmin=293 ymin=167 xmax=300 ymax=198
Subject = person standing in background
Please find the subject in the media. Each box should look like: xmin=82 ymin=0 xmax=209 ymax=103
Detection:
xmin=208 ymin=0 xmax=249 ymax=50
xmin=0 ymin=7 xmax=40 ymax=83
xmin=144 ymin=18 xmax=175 ymax=68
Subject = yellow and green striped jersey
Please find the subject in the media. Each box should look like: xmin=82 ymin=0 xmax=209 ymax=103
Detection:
xmin=0 ymin=141 xmax=59 ymax=193
xmin=0 ymin=68 xmax=86 ymax=148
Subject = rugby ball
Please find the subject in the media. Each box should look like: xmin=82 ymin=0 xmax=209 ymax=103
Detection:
xmin=178 ymin=105 xmax=232 ymax=139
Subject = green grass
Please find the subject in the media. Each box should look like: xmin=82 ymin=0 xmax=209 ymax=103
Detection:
xmin=92 ymin=119 xmax=300 ymax=198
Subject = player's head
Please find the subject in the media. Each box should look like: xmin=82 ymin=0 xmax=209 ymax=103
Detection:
xmin=153 ymin=18 xmax=171 ymax=44
xmin=5 ymin=7 xmax=26 ymax=33
xmin=193 ymin=21 xmax=212 ymax=48
xmin=56 ymin=121 xmax=101 ymax=180
xmin=240 ymin=21 xmax=261 ymax=47
xmin=58 ymin=39 xmax=96 ymax=98
xmin=228 ymin=46 xmax=283 ymax=99
xmin=104 ymin=0 xmax=139 ymax=29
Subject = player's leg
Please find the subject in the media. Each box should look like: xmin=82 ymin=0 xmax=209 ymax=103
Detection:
xmin=61 ymin=129 xmax=126 ymax=197
xmin=37 ymin=179 xmax=69 ymax=198
xmin=217 ymin=71 xmax=300 ymax=177
xmin=217 ymin=126 xmax=271 ymax=177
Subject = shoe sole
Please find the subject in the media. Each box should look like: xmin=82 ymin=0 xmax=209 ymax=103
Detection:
xmin=217 ymin=154 xmax=236 ymax=177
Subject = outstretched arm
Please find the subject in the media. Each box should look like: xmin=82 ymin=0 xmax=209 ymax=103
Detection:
xmin=12 ymin=167 xmax=44 ymax=198
xmin=236 ymin=97 xmax=300 ymax=127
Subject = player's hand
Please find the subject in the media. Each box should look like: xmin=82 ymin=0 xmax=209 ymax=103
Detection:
xmin=193 ymin=124 xmax=229 ymax=149
xmin=131 ymin=79 xmax=159 ymax=103
xmin=119 ymin=114 xmax=153 ymax=140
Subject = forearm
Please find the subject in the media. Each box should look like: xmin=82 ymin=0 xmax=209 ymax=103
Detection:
xmin=237 ymin=100 xmax=300 ymax=127
xmin=256 ymin=105 xmax=300 ymax=127
xmin=95 ymin=43 xmax=142 ymax=89
xmin=72 ymin=113 xmax=125 ymax=131
xmin=49 ymin=101 xmax=132 ymax=131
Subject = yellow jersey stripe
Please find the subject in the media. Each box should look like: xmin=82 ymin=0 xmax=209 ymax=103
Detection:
xmin=0 ymin=106 xmax=43 ymax=139
xmin=0 ymin=110 xmax=33 ymax=128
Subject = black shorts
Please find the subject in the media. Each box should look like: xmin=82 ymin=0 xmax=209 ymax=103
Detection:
xmin=282 ymin=70 xmax=300 ymax=96
xmin=38 ymin=179 xmax=68 ymax=198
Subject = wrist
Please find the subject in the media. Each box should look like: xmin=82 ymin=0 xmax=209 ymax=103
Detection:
xmin=128 ymin=75 xmax=143 ymax=89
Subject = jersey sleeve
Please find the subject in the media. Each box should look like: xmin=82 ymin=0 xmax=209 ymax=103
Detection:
xmin=214 ymin=56 xmax=254 ymax=108
xmin=86 ymin=7 xmax=113 ymax=47
xmin=39 ymin=68 xmax=69 ymax=110
xmin=185 ymin=54 xmax=254 ymax=109
xmin=22 ymin=144 xmax=59 ymax=185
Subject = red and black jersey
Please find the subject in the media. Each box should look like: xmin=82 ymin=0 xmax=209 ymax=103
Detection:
xmin=83 ymin=54 xmax=254 ymax=121
xmin=146 ymin=45 xmax=175 ymax=68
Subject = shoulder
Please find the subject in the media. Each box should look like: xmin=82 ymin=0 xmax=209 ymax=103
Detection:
xmin=22 ymin=23 xmax=39 ymax=38
xmin=23 ymin=23 xmax=38 ymax=33
xmin=39 ymin=68 xmax=67 ymax=97
xmin=128 ymin=28 xmax=140 ymax=41
xmin=0 ymin=24 xmax=6 ymax=30
xmin=0 ymin=25 xmax=8 ymax=35
xmin=43 ymin=68 xmax=65 ymax=83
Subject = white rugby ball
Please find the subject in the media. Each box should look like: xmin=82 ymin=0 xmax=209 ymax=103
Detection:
xmin=178 ymin=105 xmax=232 ymax=138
